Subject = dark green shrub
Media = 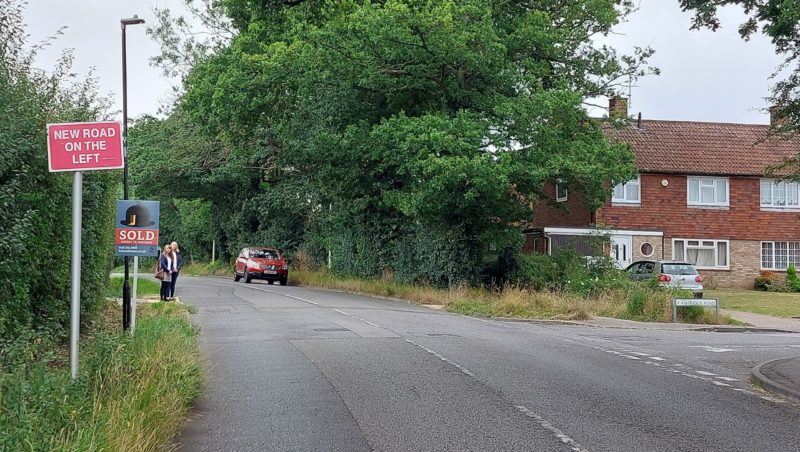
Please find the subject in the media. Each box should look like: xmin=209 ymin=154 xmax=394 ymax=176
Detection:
xmin=787 ymin=265 xmax=800 ymax=292
xmin=508 ymin=250 xmax=630 ymax=296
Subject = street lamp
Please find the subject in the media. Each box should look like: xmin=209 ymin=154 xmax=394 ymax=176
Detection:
xmin=121 ymin=15 xmax=144 ymax=330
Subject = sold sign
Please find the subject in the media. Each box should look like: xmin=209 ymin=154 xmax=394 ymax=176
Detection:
xmin=47 ymin=121 xmax=123 ymax=172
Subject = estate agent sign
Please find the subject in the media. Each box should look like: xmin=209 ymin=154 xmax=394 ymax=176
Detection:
xmin=115 ymin=200 xmax=160 ymax=256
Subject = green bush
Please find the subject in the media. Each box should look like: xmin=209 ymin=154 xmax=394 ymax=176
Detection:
xmin=787 ymin=265 xmax=800 ymax=292
xmin=0 ymin=4 xmax=117 ymax=341
xmin=508 ymin=250 xmax=630 ymax=296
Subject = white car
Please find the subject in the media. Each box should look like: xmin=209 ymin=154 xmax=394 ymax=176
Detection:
xmin=625 ymin=260 xmax=704 ymax=298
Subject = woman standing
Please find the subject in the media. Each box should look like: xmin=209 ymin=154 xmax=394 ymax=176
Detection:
xmin=158 ymin=244 xmax=174 ymax=301
xmin=169 ymin=241 xmax=182 ymax=299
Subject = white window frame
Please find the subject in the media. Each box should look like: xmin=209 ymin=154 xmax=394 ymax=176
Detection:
xmin=760 ymin=241 xmax=800 ymax=270
xmin=555 ymin=182 xmax=568 ymax=203
xmin=760 ymin=179 xmax=800 ymax=210
xmin=612 ymin=176 xmax=641 ymax=204
xmin=687 ymin=176 xmax=729 ymax=207
xmin=672 ymin=238 xmax=730 ymax=270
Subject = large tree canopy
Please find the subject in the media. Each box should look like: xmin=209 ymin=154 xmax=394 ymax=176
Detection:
xmin=138 ymin=0 xmax=652 ymax=285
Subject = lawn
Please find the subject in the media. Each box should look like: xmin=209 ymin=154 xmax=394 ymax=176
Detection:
xmin=106 ymin=275 xmax=161 ymax=298
xmin=706 ymin=289 xmax=800 ymax=318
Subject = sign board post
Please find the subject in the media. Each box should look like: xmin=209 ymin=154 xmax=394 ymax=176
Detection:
xmin=47 ymin=121 xmax=123 ymax=380
xmin=672 ymin=298 xmax=720 ymax=323
xmin=115 ymin=200 xmax=160 ymax=331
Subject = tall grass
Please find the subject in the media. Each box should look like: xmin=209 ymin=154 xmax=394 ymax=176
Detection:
xmin=290 ymin=270 xmax=732 ymax=324
xmin=0 ymin=302 xmax=202 ymax=451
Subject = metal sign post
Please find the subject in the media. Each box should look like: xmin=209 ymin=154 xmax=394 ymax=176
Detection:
xmin=69 ymin=172 xmax=83 ymax=379
xmin=132 ymin=256 xmax=139 ymax=334
xmin=48 ymin=120 xmax=123 ymax=380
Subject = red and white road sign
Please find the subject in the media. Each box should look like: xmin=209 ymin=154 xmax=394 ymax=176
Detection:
xmin=47 ymin=121 xmax=123 ymax=172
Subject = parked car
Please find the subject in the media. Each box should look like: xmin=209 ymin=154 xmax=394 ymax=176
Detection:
xmin=233 ymin=247 xmax=289 ymax=285
xmin=624 ymin=260 xmax=703 ymax=298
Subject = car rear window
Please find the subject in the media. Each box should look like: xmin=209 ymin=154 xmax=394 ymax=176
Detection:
xmin=661 ymin=264 xmax=699 ymax=275
xmin=251 ymin=250 xmax=280 ymax=259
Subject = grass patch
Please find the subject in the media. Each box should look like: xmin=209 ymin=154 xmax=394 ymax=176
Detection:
xmin=0 ymin=301 xmax=202 ymax=451
xmin=181 ymin=260 xmax=232 ymax=277
xmin=106 ymin=275 xmax=161 ymax=298
xmin=707 ymin=289 xmax=800 ymax=318
xmin=290 ymin=270 xmax=734 ymax=324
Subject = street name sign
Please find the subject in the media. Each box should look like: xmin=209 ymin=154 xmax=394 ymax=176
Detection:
xmin=115 ymin=200 xmax=160 ymax=256
xmin=672 ymin=298 xmax=720 ymax=322
xmin=47 ymin=121 xmax=123 ymax=172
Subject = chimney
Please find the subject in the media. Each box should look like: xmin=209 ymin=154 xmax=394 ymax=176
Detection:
xmin=609 ymin=96 xmax=628 ymax=119
xmin=770 ymin=105 xmax=788 ymax=127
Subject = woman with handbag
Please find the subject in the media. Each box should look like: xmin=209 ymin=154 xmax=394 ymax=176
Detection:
xmin=169 ymin=241 xmax=182 ymax=299
xmin=158 ymin=244 xmax=174 ymax=301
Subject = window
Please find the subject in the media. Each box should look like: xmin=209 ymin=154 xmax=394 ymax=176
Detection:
xmin=556 ymin=183 xmax=568 ymax=202
xmin=760 ymin=179 xmax=800 ymax=209
xmin=612 ymin=176 xmax=641 ymax=204
xmin=687 ymin=177 xmax=728 ymax=207
xmin=761 ymin=241 xmax=800 ymax=270
xmin=640 ymin=242 xmax=654 ymax=257
xmin=672 ymin=239 xmax=729 ymax=269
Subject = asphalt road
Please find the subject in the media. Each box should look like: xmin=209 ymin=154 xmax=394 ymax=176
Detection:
xmin=177 ymin=276 xmax=800 ymax=452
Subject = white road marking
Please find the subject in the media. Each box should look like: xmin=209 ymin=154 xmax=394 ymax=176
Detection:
xmin=629 ymin=352 xmax=650 ymax=356
xmin=649 ymin=357 xmax=665 ymax=361
xmin=404 ymin=339 xmax=588 ymax=451
xmin=620 ymin=355 xmax=641 ymax=360
xmin=696 ymin=371 xmax=717 ymax=376
xmin=515 ymin=406 xmax=590 ymax=452
xmin=716 ymin=376 xmax=738 ymax=382
xmin=712 ymin=381 xmax=731 ymax=387
xmin=688 ymin=346 xmax=735 ymax=353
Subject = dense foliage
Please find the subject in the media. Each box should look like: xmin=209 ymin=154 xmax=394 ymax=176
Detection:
xmin=136 ymin=0 xmax=653 ymax=285
xmin=0 ymin=0 xmax=117 ymax=341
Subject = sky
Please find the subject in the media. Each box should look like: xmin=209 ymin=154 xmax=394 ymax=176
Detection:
xmin=22 ymin=1 xmax=785 ymax=124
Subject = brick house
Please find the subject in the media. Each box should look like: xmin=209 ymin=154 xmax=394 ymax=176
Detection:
xmin=526 ymin=99 xmax=800 ymax=288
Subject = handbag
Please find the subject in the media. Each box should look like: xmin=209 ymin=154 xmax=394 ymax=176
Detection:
xmin=154 ymin=267 xmax=167 ymax=280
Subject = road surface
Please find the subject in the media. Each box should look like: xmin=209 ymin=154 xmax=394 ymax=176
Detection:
xmin=177 ymin=276 xmax=800 ymax=451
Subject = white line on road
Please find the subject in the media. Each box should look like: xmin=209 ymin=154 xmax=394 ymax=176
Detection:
xmin=403 ymin=339 xmax=589 ymax=451
xmin=716 ymin=376 xmax=738 ymax=382
xmin=515 ymin=406 xmax=590 ymax=452
xmin=696 ymin=371 xmax=717 ymax=376
xmin=648 ymin=357 xmax=665 ymax=361
xmin=688 ymin=346 xmax=735 ymax=353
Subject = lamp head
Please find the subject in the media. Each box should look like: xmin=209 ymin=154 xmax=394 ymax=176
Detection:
xmin=121 ymin=15 xmax=145 ymax=26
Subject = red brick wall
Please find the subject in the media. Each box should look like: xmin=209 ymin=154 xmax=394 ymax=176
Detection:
xmin=531 ymin=183 xmax=593 ymax=228
xmin=596 ymin=174 xmax=800 ymax=240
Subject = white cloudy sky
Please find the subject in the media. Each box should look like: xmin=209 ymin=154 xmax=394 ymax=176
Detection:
xmin=23 ymin=1 xmax=784 ymax=124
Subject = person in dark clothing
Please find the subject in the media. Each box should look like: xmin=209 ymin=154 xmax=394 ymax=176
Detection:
xmin=158 ymin=245 xmax=174 ymax=301
xmin=169 ymin=241 xmax=182 ymax=299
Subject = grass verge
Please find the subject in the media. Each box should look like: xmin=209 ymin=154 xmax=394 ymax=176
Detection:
xmin=106 ymin=275 xmax=161 ymax=298
xmin=707 ymin=289 xmax=800 ymax=318
xmin=289 ymin=270 xmax=733 ymax=324
xmin=181 ymin=261 xmax=232 ymax=277
xmin=0 ymin=301 xmax=202 ymax=451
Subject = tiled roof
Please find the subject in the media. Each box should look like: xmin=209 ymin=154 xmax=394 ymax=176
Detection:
xmin=603 ymin=120 xmax=800 ymax=176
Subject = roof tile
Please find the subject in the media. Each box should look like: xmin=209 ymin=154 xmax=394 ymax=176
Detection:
xmin=604 ymin=120 xmax=800 ymax=176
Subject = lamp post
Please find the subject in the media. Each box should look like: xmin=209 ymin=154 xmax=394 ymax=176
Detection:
xmin=121 ymin=15 xmax=145 ymax=330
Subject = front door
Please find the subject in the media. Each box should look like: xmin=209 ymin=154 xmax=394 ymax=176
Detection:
xmin=610 ymin=235 xmax=632 ymax=269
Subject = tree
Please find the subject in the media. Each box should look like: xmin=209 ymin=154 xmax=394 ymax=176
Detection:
xmin=679 ymin=0 xmax=800 ymax=134
xmin=147 ymin=0 xmax=654 ymax=285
